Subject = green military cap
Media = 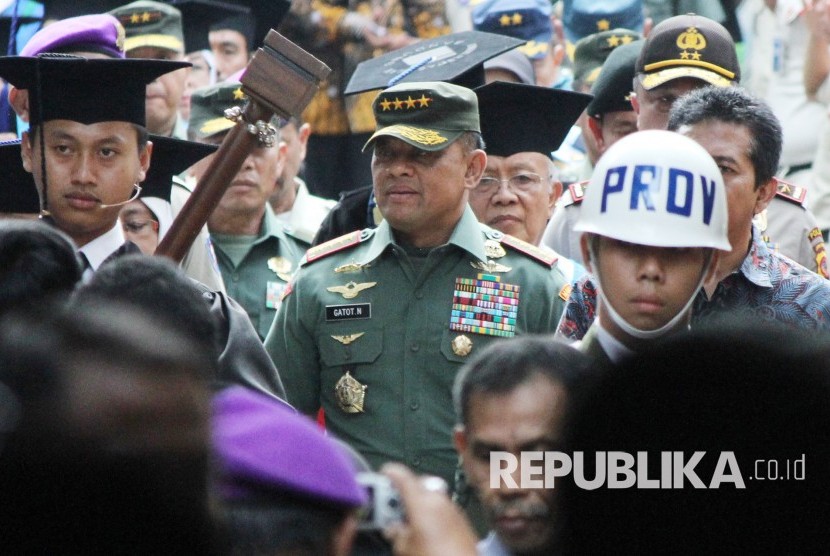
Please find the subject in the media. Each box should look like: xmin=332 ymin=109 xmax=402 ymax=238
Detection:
xmin=587 ymin=39 xmax=643 ymax=118
xmin=573 ymin=28 xmax=640 ymax=89
xmin=364 ymin=81 xmax=480 ymax=152
xmin=188 ymin=81 xmax=247 ymax=139
xmin=110 ymin=0 xmax=184 ymax=53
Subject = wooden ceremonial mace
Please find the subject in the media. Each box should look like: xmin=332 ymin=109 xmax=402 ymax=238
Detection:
xmin=155 ymin=31 xmax=331 ymax=263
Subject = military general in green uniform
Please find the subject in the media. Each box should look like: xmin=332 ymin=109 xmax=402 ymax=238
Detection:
xmin=265 ymin=81 xmax=568 ymax=487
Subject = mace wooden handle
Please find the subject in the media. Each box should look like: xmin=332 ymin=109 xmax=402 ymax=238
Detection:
xmin=155 ymin=30 xmax=331 ymax=264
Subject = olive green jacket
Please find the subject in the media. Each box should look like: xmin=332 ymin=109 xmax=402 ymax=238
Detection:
xmin=265 ymin=206 xmax=567 ymax=484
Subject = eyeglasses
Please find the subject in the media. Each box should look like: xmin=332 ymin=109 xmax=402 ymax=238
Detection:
xmin=122 ymin=219 xmax=159 ymax=235
xmin=475 ymin=172 xmax=544 ymax=194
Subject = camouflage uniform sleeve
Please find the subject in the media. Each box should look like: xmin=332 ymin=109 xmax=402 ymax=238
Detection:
xmin=264 ymin=269 xmax=322 ymax=415
xmin=554 ymin=275 xmax=598 ymax=341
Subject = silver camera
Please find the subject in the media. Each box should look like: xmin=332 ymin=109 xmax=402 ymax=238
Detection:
xmin=356 ymin=472 xmax=405 ymax=530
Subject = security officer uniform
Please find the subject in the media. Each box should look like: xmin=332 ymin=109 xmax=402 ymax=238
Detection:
xmin=756 ymin=181 xmax=829 ymax=278
xmin=265 ymin=82 xmax=567 ymax=486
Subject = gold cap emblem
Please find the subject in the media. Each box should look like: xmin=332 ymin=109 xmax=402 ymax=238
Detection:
xmin=676 ymin=26 xmax=707 ymax=60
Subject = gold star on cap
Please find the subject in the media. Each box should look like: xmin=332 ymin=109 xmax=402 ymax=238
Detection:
xmin=380 ymin=98 xmax=392 ymax=111
xmin=417 ymin=94 xmax=432 ymax=107
xmin=405 ymin=96 xmax=416 ymax=108
xmin=393 ymin=97 xmax=404 ymax=109
xmin=691 ymin=51 xmax=702 ymax=60
xmin=233 ymin=87 xmax=245 ymax=100
xmin=597 ymin=19 xmax=610 ymax=31
xmin=141 ymin=11 xmax=151 ymax=22
xmin=499 ymin=14 xmax=511 ymax=26
xmin=680 ymin=51 xmax=690 ymax=59
xmin=512 ymin=12 xmax=523 ymax=25
xmin=607 ymin=35 xmax=620 ymax=47
xmin=130 ymin=13 xmax=140 ymax=24
xmin=620 ymin=35 xmax=634 ymax=45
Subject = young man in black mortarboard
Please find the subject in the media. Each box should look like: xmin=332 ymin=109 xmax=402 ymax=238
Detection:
xmin=1 ymin=55 xmax=189 ymax=269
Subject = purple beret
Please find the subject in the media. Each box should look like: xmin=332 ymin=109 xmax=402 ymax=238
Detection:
xmin=21 ymin=14 xmax=126 ymax=58
xmin=212 ymin=387 xmax=367 ymax=508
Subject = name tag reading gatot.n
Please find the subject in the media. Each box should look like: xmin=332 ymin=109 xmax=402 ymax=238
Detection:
xmin=326 ymin=303 xmax=372 ymax=321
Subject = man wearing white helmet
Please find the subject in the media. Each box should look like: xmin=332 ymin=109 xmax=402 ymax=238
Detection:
xmin=562 ymin=130 xmax=730 ymax=362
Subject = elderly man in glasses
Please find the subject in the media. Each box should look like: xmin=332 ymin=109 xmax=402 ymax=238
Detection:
xmin=468 ymin=82 xmax=591 ymax=282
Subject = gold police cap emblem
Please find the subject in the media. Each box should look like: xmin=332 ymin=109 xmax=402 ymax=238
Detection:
xmin=677 ymin=26 xmax=706 ymax=60
xmin=335 ymin=371 xmax=367 ymax=413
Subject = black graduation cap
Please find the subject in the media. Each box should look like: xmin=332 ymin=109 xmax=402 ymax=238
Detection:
xmin=0 ymin=140 xmax=40 ymax=214
xmin=41 ymin=0 xmax=126 ymax=21
xmin=475 ymin=81 xmax=592 ymax=157
xmin=203 ymin=0 xmax=290 ymax=50
xmin=0 ymin=55 xmax=191 ymax=126
xmin=141 ymin=135 xmax=217 ymax=200
xmin=170 ymin=0 xmax=252 ymax=53
xmin=344 ymin=31 xmax=525 ymax=95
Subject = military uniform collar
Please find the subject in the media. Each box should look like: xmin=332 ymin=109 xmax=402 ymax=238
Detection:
xmin=359 ymin=205 xmax=488 ymax=264
xmin=256 ymin=203 xmax=299 ymax=247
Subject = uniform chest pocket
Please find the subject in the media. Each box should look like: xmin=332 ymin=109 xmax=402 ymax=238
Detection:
xmin=318 ymin=326 xmax=383 ymax=367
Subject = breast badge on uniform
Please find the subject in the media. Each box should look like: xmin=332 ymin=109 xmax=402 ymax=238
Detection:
xmin=334 ymin=261 xmax=371 ymax=273
xmin=327 ymin=281 xmax=377 ymax=299
xmin=331 ymin=332 xmax=365 ymax=345
xmin=267 ymin=256 xmax=293 ymax=282
xmin=470 ymin=260 xmax=512 ymax=273
xmin=451 ymin=334 xmax=473 ymax=357
xmin=451 ymin=273 xmax=520 ymax=338
xmin=484 ymin=239 xmax=507 ymax=258
xmin=335 ymin=371 xmax=367 ymax=413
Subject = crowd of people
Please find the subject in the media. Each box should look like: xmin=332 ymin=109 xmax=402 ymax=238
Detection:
xmin=2 ymin=0 xmax=830 ymax=553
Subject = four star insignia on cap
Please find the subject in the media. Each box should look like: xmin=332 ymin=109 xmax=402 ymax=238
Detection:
xmin=379 ymin=94 xmax=432 ymax=111
xmin=596 ymin=18 xmax=610 ymax=31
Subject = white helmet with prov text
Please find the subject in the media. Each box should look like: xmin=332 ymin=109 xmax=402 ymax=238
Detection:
xmin=575 ymin=130 xmax=731 ymax=251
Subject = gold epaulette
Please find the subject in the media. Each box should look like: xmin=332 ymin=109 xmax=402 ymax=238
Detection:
xmin=775 ymin=178 xmax=807 ymax=206
xmin=303 ymin=230 xmax=371 ymax=266
xmin=499 ymin=233 xmax=557 ymax=267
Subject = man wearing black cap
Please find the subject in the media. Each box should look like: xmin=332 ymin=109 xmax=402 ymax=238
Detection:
xmin=266 ymin=81 xmax=566 ymax=489
xmin=470 ymin=80 xmax=591 ymax=283
xmin=631 ymin=13 xmax=829 ymax=277
xmin=543 ymin=39 xmax=642 ymax=265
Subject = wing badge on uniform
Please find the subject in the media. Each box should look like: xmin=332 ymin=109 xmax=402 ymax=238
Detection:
xmin=327 ymin=281 xmax=377 ymax=299
xmin=331 ymin=332 xmax=366 ymax=345
xmin=471 ymin=260 xmax=512 ymax=273
xmin=267 ymin=256 xmax=293 ymax=282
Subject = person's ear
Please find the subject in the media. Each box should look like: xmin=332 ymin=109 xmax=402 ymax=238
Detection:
xmin=587 ymin=116 xmax=605 ymax=151
xmin=464 ymin=149 xmax=487 ymax=191
xmin=138 ymin=140 xmax=153 ymax=183
xmin=755 ymin=177 xmax=778 ymax=214
xmin=580 ymin=233 xmax=595 ymax=273
xmin=453 ymin=425 xmax=468 ymax=454
xmin=20 ymin=130 xmax=33 ymax=173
